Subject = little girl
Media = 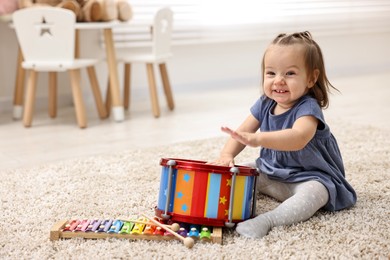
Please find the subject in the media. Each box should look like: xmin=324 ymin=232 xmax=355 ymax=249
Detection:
xmin=212 ymin=31 xmax=357 ymax=238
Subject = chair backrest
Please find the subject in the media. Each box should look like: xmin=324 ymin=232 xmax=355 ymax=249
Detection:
xmin=152 ymin=7 xmax=173 ymax=57
xmin=13 ymin=7 xmax=76 ymax=65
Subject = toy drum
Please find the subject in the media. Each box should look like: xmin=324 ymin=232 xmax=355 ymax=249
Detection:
xmin=155 ymin=158 xmax=259 ymax=227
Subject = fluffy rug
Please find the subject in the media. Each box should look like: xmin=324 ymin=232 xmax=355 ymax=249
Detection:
xmin=0 ymin=121 xmax=389 ymax=259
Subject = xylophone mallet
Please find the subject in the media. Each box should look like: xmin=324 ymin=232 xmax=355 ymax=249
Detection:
xmin=141 ymin=213 xmax=195 ymax=249
xmin=118 ymin=218 xmax=180 ymax=232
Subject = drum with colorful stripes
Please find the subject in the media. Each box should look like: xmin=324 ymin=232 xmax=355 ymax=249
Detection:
xmin=155 ymin=158 xmax=259 ymax=227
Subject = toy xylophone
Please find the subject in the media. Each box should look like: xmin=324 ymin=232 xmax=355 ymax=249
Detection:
xmin=50 ymin=216 xmax=223 ymax=246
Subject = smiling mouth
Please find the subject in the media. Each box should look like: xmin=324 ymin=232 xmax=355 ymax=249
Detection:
xmin=274 ymin=89 xmax=288 ymax=93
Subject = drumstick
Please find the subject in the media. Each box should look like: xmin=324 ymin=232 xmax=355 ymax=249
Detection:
xmin=118 ymin=217 xmax=180 ymax=232
xmin=141 ymin=213 xmax=195 ymax=249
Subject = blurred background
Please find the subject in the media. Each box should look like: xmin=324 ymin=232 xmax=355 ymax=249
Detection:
xmin=1 ymin=0 xmax=389 ymax=108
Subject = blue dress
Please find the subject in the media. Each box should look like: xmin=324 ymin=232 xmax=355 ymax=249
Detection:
xmin=250 ymin=95 xmax=357 ymax=211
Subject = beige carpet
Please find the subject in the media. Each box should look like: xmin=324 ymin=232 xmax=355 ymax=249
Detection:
xmin=0 ymin=121 xmax=389 ymax=259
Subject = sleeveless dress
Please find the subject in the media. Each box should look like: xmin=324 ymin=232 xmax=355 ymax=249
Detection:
xmin=250 ymin=95 xmax=357 ymax=211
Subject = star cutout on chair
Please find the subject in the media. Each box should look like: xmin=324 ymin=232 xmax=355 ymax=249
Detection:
xmin=36 ymin=16 xmax=53 ymax=37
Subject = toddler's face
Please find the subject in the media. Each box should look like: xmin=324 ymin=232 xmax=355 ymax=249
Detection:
xmin=263 ymin=44 xmax=314 ymax=112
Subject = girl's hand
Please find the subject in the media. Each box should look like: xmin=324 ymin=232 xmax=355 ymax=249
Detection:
xmin=221 ymin=126 xmax=261 ymax=147
xmin=207 ymin=155 xmax=235 ymax=167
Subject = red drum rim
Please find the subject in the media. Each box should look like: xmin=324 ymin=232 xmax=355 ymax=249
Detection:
xmin=160 ymin=158 xmax=258 ymax=176
xmin=155 ymin=207 xmax=245 ymax=227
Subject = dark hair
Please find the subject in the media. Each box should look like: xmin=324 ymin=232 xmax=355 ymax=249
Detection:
xmin=261 ymin=31 xmax=338 ymax=108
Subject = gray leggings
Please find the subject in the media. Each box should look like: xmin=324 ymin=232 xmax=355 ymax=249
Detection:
xmin=248 ymin=163 xmax=329 ymax=225
xmin=235 ymin=163 xmax=330 ymax=238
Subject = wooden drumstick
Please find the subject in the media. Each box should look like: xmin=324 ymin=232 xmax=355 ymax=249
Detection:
xmin=118 ymin=217 xmax=180 ymax=232
xmin=141 ymin=213 xmax=195 ymax=249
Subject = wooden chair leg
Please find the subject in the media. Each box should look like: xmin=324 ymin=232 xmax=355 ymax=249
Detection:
xmin=13 ymin=47 xmax=25 ymax=119
xmin=159 ymin=63 xmax=174 ymax=110
xmin=48 ymin=72 xmax=57 ymax=118
xmin=69 ymin=69 xmax=87 ymax=128
xmin=87 ymin=66 xmax=108 ymax=119
xmin=123 ymin=63 xmax=131 ymax=110
xmin=105 ymin=76 xmax=111 ymax=116
xmin=23 ymin=70 xmax=38 ymax=127
xmin=146 ymin=63 xmax=160 ymax=118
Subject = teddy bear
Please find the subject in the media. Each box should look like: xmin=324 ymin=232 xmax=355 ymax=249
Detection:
xmin=18 ymin=0 xmax=82 ymax=18
xmin=96 ymin=0 xmax=132 ymax=22
xmin=78 ymin=0 xmax=133 ymax=22
xmin=75 ymin=0 xmax=102 ymax=22
xmin=0 ymin=0 xmax=19 ymax=15
xmin=18 ymin=0 xmax=132 ymax=22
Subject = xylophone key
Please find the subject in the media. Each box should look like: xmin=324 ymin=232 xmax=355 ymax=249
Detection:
xmin=188 ymin=224 xmax=200 ymax=238
xmin=178 ymin=223 xmax=190 ymax=238
xmin=74 ymin=219 xmax=90 ymax=232
xmin=119 ymin=221 xmax=134 ymax=234
xmin=70 ymin=220 xmax=81 ymax=232
xmin=85 ymin=219 xmax=102 ymax=232
xmin=96 ymin=219 xmax=113 ymax=233
xmin=108 ymin=220 xmax=123 ymax=234
xmin=177 ymin=227 xmax=188 ymax=238
xmin=62 ymin=219 xmax=80 ymax=232
xmin=143 ymin=224 xmax=156 ymax=235
xmin=153 ymin=226 xmax=165 ymax=236
xmin=199 ymin=226 xmax=212 ymax=240
xmin=163 ymin=229 xmax=174 ymax=237
xmin=131 ymin=218 xmax=146 ymax=235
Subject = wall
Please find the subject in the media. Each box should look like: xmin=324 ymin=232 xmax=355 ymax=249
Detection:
xmin=1 ymin=20 xmax=390 ymax=113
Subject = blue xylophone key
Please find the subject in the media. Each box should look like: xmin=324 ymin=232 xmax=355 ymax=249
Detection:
xmin=188 ymin=224 xmax=200 ymax=238
xmin=108 ymin=220 xmax=123 ymax=234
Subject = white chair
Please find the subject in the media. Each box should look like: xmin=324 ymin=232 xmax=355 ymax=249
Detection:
xmin=12 ymin=7 xmax=107 ymax=128
xmin=120 ymin=7 xmax=175 ymax=118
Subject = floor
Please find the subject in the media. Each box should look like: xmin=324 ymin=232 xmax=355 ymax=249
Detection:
xmin=0 ymin=71 xmax=389 ymax=171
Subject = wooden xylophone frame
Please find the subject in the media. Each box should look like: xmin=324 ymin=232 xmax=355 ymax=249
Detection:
xmin=50 ymin=220 xmax=223 ymax=245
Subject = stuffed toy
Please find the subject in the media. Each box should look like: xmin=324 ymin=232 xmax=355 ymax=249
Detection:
xmin=115 ymin=0 xmax=132 ymax=21
xmin=96 ymin=0 xmax=132 ymax=22
xmin=77 ymin=0 xmax=132 ymax=22
xmin=75 ymin=0 xmax=102 ymax=22
xmin=18 ymin=0 xmax=81 ymax=17
xmin=0 ymin=0 xmax=19 ymax=15
xmin=18 ymin=0 xmax=132 ymax=22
